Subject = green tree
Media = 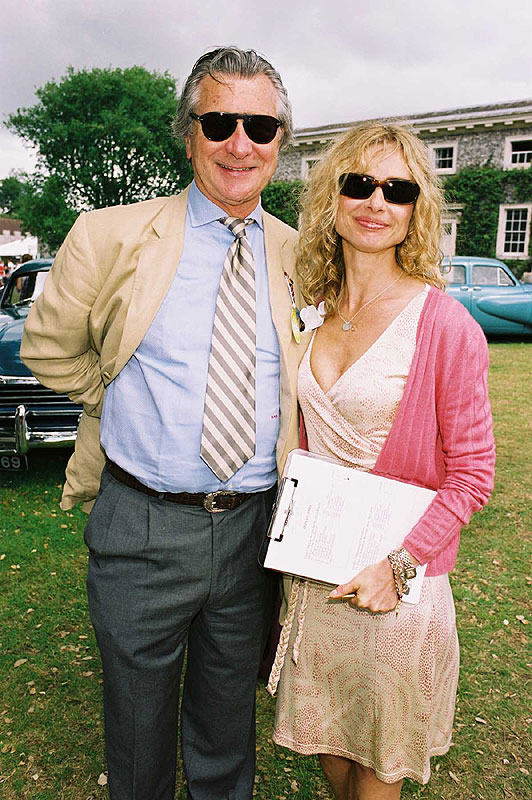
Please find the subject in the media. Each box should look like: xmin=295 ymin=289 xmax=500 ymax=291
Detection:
xmin=0 ymin=174 xmax=29 ymax=217
xmin=7 ymin=65 xmax=193 ymax=215
xmin=18 ymin=175 xmax=79 ymax=254
xmin=0 ymin=173 xmax=77 ymax=254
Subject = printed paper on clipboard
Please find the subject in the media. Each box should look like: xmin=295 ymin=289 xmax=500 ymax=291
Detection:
xmin=264 ymin=449 xmax=435 ymax=604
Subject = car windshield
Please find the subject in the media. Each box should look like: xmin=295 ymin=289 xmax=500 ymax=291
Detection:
xmin=2 ymin=270 xmax=49 ymax=307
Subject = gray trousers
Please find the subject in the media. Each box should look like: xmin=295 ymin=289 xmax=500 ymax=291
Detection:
xmin=84 ymin=466 xmax=276 ymax=800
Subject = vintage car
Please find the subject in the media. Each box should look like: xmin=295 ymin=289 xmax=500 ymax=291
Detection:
xmin=0 ymin=259 xmax=82 ymax=470
xmin=442 ymin=256 xmax=532 ymax=336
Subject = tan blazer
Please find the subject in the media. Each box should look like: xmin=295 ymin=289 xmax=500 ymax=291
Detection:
xmin=21 ymin=187 xmax=309 ymax=511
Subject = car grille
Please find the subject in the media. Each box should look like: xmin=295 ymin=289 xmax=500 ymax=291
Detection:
xmin=0 ymin=380 xmax=82 ymax=436
xmin=0 ymin=381 xmax=81 ymax=409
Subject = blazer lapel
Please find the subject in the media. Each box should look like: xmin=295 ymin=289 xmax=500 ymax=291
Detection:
xmin=114 ymin=189 xmax=189 ymax=375
xmin=263 ymin=212 xmax=306 ymax=469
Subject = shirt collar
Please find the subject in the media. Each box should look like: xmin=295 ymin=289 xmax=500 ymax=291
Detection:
xmin=188 ymin=180 xmax=264 ymax=230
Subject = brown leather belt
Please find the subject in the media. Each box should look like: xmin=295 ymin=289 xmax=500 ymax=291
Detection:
xmin=106 ymin=460 xmax=254 ymax=512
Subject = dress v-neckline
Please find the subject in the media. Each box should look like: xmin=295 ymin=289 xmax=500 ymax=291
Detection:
xmin=309 ymin=286 xmax=428 ymax=397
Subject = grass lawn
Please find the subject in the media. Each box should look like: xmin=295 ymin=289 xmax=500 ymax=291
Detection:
xmin=0 ymin=342 xmax=530 ymax=799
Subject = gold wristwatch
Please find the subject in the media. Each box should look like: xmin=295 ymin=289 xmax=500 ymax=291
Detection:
xmin=396 ymin=547 xmax=417 ymax=580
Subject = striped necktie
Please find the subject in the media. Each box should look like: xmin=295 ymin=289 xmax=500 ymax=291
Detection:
xmin=200 ymin=217 xmax=256 ymax=482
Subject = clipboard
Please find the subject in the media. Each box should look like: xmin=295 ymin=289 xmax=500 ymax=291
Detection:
xmin=262 ymin=449 xmax=436 ymax=604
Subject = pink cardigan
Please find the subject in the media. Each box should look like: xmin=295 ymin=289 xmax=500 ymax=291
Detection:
xmin=301 ymin=287 xmax=496 ymax=577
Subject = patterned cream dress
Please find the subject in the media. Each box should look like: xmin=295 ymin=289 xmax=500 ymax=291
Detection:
xmin=271 ymin=287 xmax=460 ymax=785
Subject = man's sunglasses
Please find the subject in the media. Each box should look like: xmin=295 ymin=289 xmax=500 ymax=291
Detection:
xmin=190 ymin=112 xmax=282 ymax=144
xmin=339 ymin=173 xmax=420 ymax=205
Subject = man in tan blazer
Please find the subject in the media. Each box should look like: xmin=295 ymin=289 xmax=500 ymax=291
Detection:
xmin=22 ymin=47 xmax=307 ymax=800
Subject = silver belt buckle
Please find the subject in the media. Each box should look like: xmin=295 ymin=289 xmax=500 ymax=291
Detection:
xmin=203 ymin=491 xmax=236 ymax=513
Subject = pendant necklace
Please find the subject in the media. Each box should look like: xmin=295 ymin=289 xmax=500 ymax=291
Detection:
xmin=337 ymin=272 xmax=404 ymax=332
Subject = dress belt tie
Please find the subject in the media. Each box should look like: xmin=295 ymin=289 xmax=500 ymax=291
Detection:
xmin=267 ymin=577 xmax=311 ymax=696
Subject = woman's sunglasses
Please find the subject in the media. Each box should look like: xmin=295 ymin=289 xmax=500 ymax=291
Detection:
xmin=190 ymin=112 xmax=282 ymax=144
xmin=339 ymin=173 xmax=420 ymax=205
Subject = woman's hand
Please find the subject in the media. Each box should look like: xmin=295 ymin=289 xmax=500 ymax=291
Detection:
xmin=328 ymin=558 xmax=399 ymax=613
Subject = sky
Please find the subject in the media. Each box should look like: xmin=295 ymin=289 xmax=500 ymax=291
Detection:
xmin=1 ymin=0 xmax=532 ymax=180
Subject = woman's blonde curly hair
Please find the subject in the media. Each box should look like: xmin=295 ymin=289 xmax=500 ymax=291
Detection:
xmin=296 ymin=121 xmax=446 ymax=312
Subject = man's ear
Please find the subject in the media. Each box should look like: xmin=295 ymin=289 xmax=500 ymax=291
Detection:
xmin=185 ymin=136 xmax=192 ymax=160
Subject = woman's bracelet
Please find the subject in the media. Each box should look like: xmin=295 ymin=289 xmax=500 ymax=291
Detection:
xmin=388 ymin=547 xmax=417 ymax=588
xmin=387 ymin=550 xmax=407 ymax=617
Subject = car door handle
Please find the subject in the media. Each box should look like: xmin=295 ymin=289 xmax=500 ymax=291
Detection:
xmin=459 ymin=286 xmax=470 ymax=291
xmin=472 ymin=286 xmax=482 ymax=291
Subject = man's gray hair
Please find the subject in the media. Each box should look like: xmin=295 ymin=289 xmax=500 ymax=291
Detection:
xmin=173 ymin=46 xmax=293 ymax=150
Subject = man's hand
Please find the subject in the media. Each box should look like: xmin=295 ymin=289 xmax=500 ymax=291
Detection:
xmin=328 ymin=558 xmax=399 ymax=613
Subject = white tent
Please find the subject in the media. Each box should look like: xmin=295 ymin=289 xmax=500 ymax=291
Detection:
xmin=0 ymin=236 xmax=39 ymax=258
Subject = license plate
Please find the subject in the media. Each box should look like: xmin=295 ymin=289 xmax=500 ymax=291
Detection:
xmin=0 ymin=454 xmax=28 ymax=470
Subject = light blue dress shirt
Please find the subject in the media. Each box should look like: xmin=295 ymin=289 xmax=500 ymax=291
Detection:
xmin=100 ymin=182 xmax=281 ymax=492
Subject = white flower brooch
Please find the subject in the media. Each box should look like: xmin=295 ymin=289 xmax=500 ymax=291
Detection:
xmin=283 ymin=272 xmax=326 ymax=343
xmin=300 ymin=301 xmax=326 ymax=332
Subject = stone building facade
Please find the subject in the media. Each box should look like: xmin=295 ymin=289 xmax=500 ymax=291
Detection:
xmin=274 ymin=99 xmax=532 ymax=259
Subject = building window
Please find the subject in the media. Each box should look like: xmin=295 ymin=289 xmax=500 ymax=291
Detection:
xmin=496 ymin=204 xmax=532 ymax=260
xmin=301 ymin=157 xmax=319 ymax=179
xmin=429 ymin=141 xmax=458 ymax=174
xmin=435 ymin=147 xmax=454 ymax=169
xmin=512 ymin=140 xmax=532 ymax=165
xmin=503 ymin=136 xmax=532 ymax=169
xmin=504 ymin=209 xmax=528 ymax=252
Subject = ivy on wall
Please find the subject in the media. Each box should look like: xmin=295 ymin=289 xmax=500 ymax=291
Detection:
xmin=505 ymin=167 xmax=532 ymax=203
xmin=443 ymin=167 xmax=532 ymax=277
xmin=444 ymin=167 xmax=503 ymax=258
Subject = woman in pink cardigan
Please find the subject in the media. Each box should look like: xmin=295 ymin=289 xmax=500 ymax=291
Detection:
xmin=268 ymin=122 xmax=495 ymax=799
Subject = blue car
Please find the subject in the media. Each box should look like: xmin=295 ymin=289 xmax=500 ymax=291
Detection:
xmin=0 ymin=259 xmax=82 ymax=470
xmin=442 ymin=256 xmax=532 ymax=337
